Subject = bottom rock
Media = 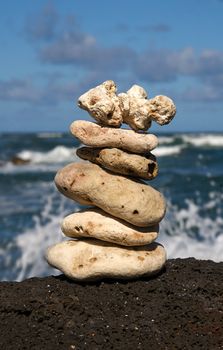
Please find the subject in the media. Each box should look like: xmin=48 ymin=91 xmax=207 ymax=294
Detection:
xmin=46 ymin=239 xmax=166 ymax=281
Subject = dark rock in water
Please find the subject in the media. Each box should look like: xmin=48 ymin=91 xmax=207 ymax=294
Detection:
xmin=10 ymin=156 xmax=30 ymax=165
xmin=0 ymin=258 xmax=222 ymax=349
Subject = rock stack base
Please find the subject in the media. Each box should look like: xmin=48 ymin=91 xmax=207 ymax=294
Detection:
xmin=1 ymin=259 xmax=222 ymax=349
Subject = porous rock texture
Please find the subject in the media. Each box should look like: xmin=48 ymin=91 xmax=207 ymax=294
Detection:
xmin=77 ymin=81 xmax=176 ymax=131
xmin=46 ymin=240 xmax=166 ymax=281
xmin=147 ymin=95 xmax=176 ymax=126
xmin=62 ymin=209 xmax=159 ymax=246
xmin=76 ymin=147 xmax=158 ymax=179
xmin=119 ymin=94 xmax=176 ymax=131
xmin=70 ymin=120 xmax=158 ymax=153
xmin=127 ymin=84 xmax=148 ymax=99
xmin=0 ymin=259 xmax=222 ymax=350
xmin=78 ymin=80 xmax=122 ymax=127
xmin=55 ymin=162 xmax=166 ymax=227
xmin=120 ymin=92 xmax=152 ymax=131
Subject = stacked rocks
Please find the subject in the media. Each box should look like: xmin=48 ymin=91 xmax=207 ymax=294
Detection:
xmin=46 ymin=81 xmax=176 ymax=281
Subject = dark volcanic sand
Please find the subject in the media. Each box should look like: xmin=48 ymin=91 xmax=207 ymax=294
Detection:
xmin=0 ymin=258 xmax=222 ymax=350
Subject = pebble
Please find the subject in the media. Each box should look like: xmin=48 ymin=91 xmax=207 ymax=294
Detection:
xmin=55 ymin=162 xmax=166 ymax=227
xmin=76 ymin=147 xmax=158 ymax=180
xmin=62 ymin=208 xmax=159 ymax=246
xmin=70 ymin=120 xmax=158 ymax=154
xmin=46 ymin=239 xmax=166 ymax=281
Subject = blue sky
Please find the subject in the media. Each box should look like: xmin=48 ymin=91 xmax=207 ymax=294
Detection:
xmin=1 ymin=0 xmax=223 ymax=132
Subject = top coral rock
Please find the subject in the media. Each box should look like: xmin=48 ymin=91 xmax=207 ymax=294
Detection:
xmin=78 ymin=80 xmax=122 ymax=127
xmin=77 ymin=80 xmax=176 ymax=131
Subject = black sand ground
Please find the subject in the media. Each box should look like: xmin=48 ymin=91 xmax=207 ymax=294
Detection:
xmin=0 ymin=258 xmax=222 ymax=349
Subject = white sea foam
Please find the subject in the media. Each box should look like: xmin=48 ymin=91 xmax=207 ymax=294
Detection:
xmin=182 ymin=134 xmax=223 ymax=147
xmin=0 ymin=162 xmax=61 ymax=174
xmin=153 ymin=145 xmax=183 ymax=157
xmin=13 ymin=192 xmax=80 ymax=281
xmin=160 ymin=233 xmax=223 ymax=261
xmin=17 ymin=145 xmax=77 ymax=164
xmin=158 ymin=136 xmax=175 ymax=144
xmin=159 ymin=197 xmax=223 ymax=262
xmin=0 ymin=146 xmax=80 ymax=174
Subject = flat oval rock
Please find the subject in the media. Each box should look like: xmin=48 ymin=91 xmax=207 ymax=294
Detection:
xmin=62 ymin=208 xmax=159 ymax=246
xmin=70 ymin=120 xmax=158 ymax=154
xmin=55 ymin=162 xmax=166 ymax=227
xmin=46 ymin=239 xmax=166 ymax=281
xmin=77 ymin=147 xmax=158 ymax=180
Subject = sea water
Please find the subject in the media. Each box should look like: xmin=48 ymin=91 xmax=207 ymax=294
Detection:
xmin=0 ymin=132 xmax=222 ymax=281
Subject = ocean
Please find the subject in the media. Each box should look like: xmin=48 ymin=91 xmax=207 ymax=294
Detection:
xmin=0 ymin=131 xmax=222 ymax=281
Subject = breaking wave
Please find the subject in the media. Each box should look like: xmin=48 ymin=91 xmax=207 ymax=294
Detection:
xmin=17 ymin=145 xmax=77 ymax=164
xmin=0 ymin=189 xmax=80 ymax=281
xmin=159 ymin=196 xmax=223 ymax=261
xmin=0 ymin=146 xmax=80 ymax=174
xmin=158 ymin=136 xmax=175 ymax=144
xmin=153 ymin=145 xmax=183 ymax=157
xmin=182 ymin=134 xmax=223 ymax=147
